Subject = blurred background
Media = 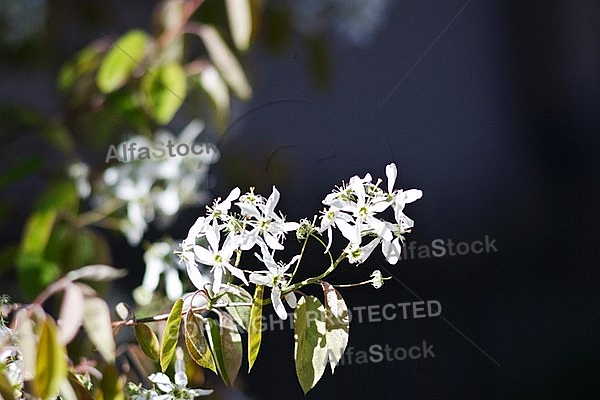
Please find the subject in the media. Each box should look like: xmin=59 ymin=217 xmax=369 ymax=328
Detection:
xmin=1 ymin=0 xmax=599 ymax=399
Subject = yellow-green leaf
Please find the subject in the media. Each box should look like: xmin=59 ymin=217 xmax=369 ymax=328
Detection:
xmin=247 ymin=285 xmax=263 ymax=372
xmin=97 ymin=30 xmax=148 ymax=93
xmin=184 ymin=310 xmax=216 ymax=373
xmin=294 ymin=295 xmax=327 ymax=395
xmin=35 ymin=316 xmax=68 ymax=399
xmin=98 ymin=364 xmax=124 ymax=400
xmin=160 ymin=298 xmax=183 ymax=372
xmin=141 ymin=62 xmax=187 ymax=124
xmin=135 ymin=323 xmax=160 ymax=362
xmin=0 ymin=372 xmax=16 ymax=400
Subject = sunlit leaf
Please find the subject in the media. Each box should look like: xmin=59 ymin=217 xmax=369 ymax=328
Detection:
xmin=35 ymin=316 xmax=68 ymax=399
xmin=294 ymin=295 xmax=327 ymax=394
xmin=194 ymin=24 xmax=252 ymax=100
xmin=321 ymin=282 xmax=349 ymax=374
xmin=98 ymin=364 xmax=124 ymax=400
xmin=82 ymin=297 xmax=116 ymax=362
xmin=97 ymin=30 xmax=149 ymax=93
xmin=225 ymin=0 xmax=252 ymax=51
xmin=135 ymin=323 xmax=160 ymax=362
xmin=0 ymin=372 xmax=16 ymax=400
xmin=160 ymin=298 xmax=183 ymax=372
xmin=57 ymin=282 xmax=85 ymax=344
xmin=184 ymin=310 xmax=216 ymax=373
xmin=141 ymin=62 xmax=187 ymax=125
xmin=67 ymin=264 xmax=127 ymax=282
xmin=247 ymin=285 xmax=263 ymax=372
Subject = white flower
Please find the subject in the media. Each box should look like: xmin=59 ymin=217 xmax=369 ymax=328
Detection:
xmin=370 ymin=270 xmax=385 ymax=289
xmin=344 ymin=237 xmax=380 ymax=264
xmin=193 ymin=222 xmax=247 ymax=292
xmin=318 ymin=206 xmax=355 ymax=252
xmin=145 ymin=348 xmax=213 ymax=399
xmin=236 ymin=186 xmax=299 ymax=251
xmin=249 ymin=248 xmax=299 ymax=319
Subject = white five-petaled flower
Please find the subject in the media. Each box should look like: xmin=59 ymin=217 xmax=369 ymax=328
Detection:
xmin=193 ymin=222 xmax=247 ymax=293
xmin=236 ymin=186 xmax=299 ymax=251
xmin=249 ymin=247 xmax=299 ymax=319
xmin=345 ymin=237 xmax=380 ymax=264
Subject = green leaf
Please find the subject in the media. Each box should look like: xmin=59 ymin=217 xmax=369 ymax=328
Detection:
xmin=195 ymin=24 xmax=252 ymax=100
xmin=141 ymin=62 xmax=187 ymax=124
xmin=82 ymin=297 xmax=116 ymax=362
xmin=321 ymin=282 xmax=349 ymax=374
xmin=205 ymin=317 xmax=241 ymax=386
xmin=247 ymin=285 xmax=263 ymax=372
xmin=97 ymin=30 xmax=149 ymax=93
xmin=98 ymin=364 xmax=124 ymax=400
xmin=135 ymin=323 xmax=160 ymax=362
xmin=222 ymin=285 xmax=252 ymax=331
xmin=160 ymin=298 xmax=183 ymax=372
xmin=35 ymin=316 xmax=68 ymax=399
xmin=0 ymin=372 xmax=16 ymax=400
xmin=225 ymin=0 xmax=252 ymax=51
xmin=294 ymin=295 xmax=327 ymax=394
xmin=184 ymin=310 xmax=216 ymax=373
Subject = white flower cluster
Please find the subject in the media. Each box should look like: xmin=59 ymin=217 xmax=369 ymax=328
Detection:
xmin=96 ymin=120 xmax=218 ymax=245
xmin=180 ymin=164 xmax=422 ymax=320
xmin=320 ymin=163 xmax=422 ymax=265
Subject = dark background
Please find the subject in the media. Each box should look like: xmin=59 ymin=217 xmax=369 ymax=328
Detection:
xmin=1 ymin=0 xmax=599 ymax=399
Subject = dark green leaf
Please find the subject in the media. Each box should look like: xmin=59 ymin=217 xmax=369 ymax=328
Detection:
xmin=160 ymin=298 xmax=183 ymax=372
xmin=294 ymin=295 xmax=327 ymax=394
